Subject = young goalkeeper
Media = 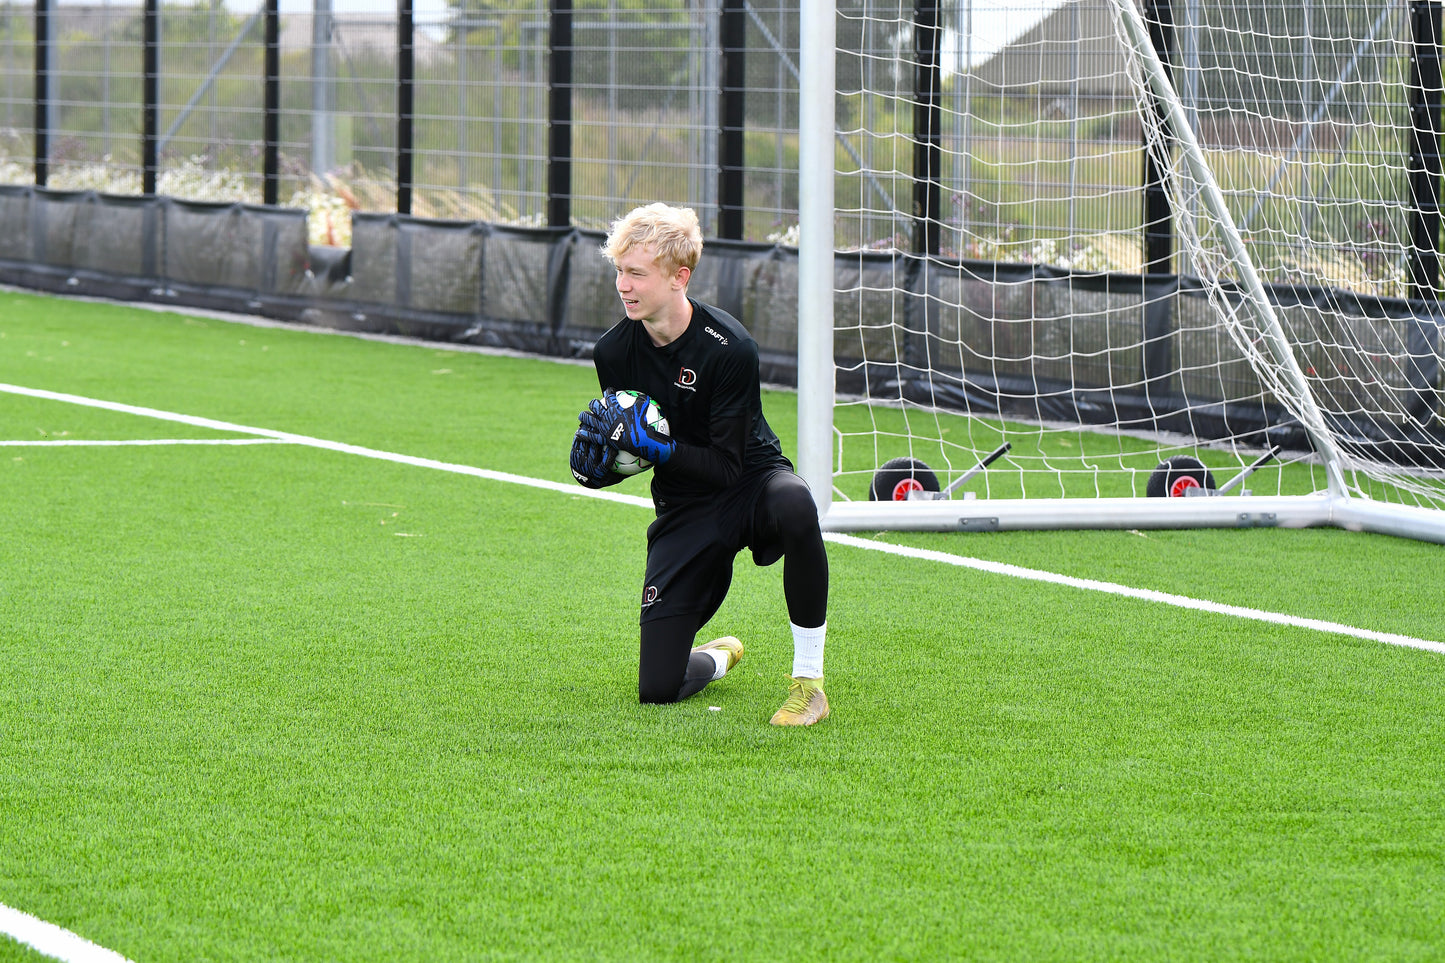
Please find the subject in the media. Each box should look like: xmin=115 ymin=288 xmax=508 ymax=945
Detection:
xmin=569 ymin=202 xmax=830 ymax=726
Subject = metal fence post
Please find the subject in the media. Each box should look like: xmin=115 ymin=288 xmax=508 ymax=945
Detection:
xmin=718 ymin=0 xmax=746 ymax=240
xmin=33 ymin=0 xmax=51 ymax=186
xmin=398 ymin=0 xmax=415 ymax=215
xmin=1142 ymin=0 xmax=1175 ymax=275
xmin=144 ymin=0 xmax=159 ymax=195
xmin=265 ymin=0 xmax=280 ymax=206
xmin=548 ymin=0 xmax=573 ymax=228
xmin=312 ymin=0 xmax=334 ymax=177
xmin=912 ymin=0 xmax=941 ymax=258
xmin=1408 ymin=0 xmax=1443 ymax=301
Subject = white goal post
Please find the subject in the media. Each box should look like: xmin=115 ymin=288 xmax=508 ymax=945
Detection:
xmin=796 ymin=0 xmax=1445 ymax=544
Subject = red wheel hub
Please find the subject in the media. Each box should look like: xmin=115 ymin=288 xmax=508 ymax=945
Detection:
xmin=891 ymin=478 xmax=925 ymax=501
xmin=1169 ymin=476 xmax=1202 ymax=498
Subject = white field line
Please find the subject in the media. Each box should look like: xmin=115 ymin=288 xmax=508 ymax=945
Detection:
xmin=0 ymin=904 xmax=134 ymax=963
xmin=5 ymin=381 xmax=1442 ymax=659
xmin=1 ymin=438 xmax=291 ymax=447
xmin=0 ymin=382 xmax=648 ymax=508
xmin=824 ymin=532 xmax=1445 ymax=655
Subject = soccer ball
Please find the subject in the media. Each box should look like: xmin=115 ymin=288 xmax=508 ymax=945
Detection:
xmin=610 ymin=390 xmax=670 ymax=476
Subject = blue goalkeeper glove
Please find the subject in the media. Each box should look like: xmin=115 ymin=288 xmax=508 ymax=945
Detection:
xmin=578 ymin=397 xmax=610 ymax=438
xmin=569 ymin=424 xmax=613 ymax=488
xmin=600 ymin=388 xmax=675 ymax=466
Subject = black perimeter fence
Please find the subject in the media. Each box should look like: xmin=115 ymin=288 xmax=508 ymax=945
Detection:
xmin=3 ymin=183 xmax=1441 ymax=467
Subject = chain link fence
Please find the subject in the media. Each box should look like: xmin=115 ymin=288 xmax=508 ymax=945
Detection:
xmin=0 ymin=0 xmax=1434 ymax=284
xmin=0 ymin=0 xmax=804 ymax=245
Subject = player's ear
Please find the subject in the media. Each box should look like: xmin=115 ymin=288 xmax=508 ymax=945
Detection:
xmin=673 ymin=264 xmax=691 ymax=289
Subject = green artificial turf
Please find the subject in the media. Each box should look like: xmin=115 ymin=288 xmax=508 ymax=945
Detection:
xmin=2 ymin=290 xmax=1443 ymax=962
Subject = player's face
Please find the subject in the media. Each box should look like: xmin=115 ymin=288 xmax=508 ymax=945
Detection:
xmin=614 ymin=245 xmax=686 ymax=323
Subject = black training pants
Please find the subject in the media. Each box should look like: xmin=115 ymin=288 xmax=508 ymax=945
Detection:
xmin=636 ymin=470 xmax=828 ymax=704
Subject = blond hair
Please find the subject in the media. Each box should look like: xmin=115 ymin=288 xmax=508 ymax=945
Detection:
xmin=602 ymin=203 xmax=703 ymax=275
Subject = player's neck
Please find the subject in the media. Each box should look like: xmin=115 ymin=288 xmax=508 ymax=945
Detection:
xmin=641 ymin=296 xmax=693 ymax=348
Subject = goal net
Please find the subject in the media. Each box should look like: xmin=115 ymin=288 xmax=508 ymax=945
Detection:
xmin=797 ymin=0 xmax=1445 ymax=542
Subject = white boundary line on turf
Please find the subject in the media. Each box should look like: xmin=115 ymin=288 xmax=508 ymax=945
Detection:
xmin=0 ymin=903 xmax=134 ymax=963
xmin=1 ymin=438 xmax=293 ymax=447
xmin=824 ymin=533 xmax=1445 ymax=656
xmin=0 ymin=382 xmax=651 ymax=509
xmin=5 ymin=380 xmax=1441 ymax=658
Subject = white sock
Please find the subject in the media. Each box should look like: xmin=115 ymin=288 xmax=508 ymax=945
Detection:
xmin=790 ymin=621 xmax=826 ymax=679
xmin=706 ymin=648 xmax=730 ymax=680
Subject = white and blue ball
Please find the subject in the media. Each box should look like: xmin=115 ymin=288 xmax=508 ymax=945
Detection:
xmin=610 ymin=390 xmax=670 ymax=476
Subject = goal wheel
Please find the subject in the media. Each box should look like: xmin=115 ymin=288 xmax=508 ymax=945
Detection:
xmin=869 ymin=457 xmax=941 ymax=501
xmin=1146 ymin=456 xmax=1217 ymax=498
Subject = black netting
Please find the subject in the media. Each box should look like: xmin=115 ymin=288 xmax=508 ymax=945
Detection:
xmin=163 ymin=200 xmax=309 ymax=294
xmin=0 ymin=186 xmax=31 ymax=262
xmin=0 ymin=186 xmax=1439 ymax=459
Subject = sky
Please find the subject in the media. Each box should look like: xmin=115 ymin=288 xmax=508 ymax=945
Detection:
xmin=53 ymin=0 xmax=1065 ymax=68
xmin=945 ymin=0 xmax=1068 ymax=66
xmin=268 ymin=0 xmax=1067 ymax=68
xmin=255 ymin=0 xmax=1065 ymax=57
